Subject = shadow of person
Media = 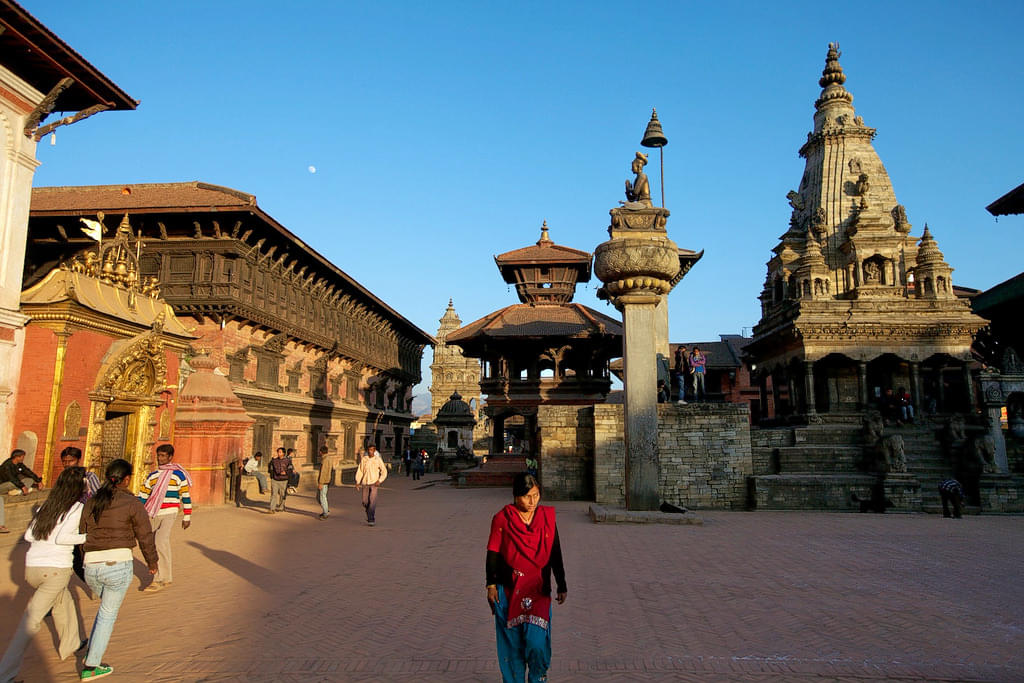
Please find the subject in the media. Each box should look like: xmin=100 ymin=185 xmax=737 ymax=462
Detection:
xmin=2 ymin=537 xmax=65 ymax=681
xmin=186 ymin=541 xmax=281 ymax=592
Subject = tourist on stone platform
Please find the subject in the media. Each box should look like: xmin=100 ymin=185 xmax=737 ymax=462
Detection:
xmin=286 ymin=448 xmax=301 ymax=493
xmin=138 ymin=444 xmax=192 ymax=593
xmin=317 ymin=445 xmax=338 ymax=520
xmin=674 ymin=345 xmax=690 ymax=404
xmin=79 ymin=458 xmax=159 ymax=681
xmin=268 ymin=447 xmax=293 ymax=513
xmin=689 ymin=347 xmax=706 ymax=401
xmin=0 ymin=467 xmax=88 ymax=682
xmin=0 ymin=449 xmax=42 ymax=496
xmin=355 ymin=445 xmax=387 ymax=526
xmin=938 ymin=478 xmax=965 ymax=519
xmin=657 ymin=379 xmax=670 ymax=404
xmin=486 ymin=472 xmax=567 ymax=683
xmin=242 ymin=452 xmax=268 ymax=494
xmin=897 ymin=387 xmax=915 ymax=424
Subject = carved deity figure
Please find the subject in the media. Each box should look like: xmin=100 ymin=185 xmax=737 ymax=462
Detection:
xmin=809 ymin=207 xmax=827 ymax=241
xmin=786 ymin=190 xmax=805 ymax=211
xmin=882 ymin=434 xmax=907 ymax=473
xmin=623 ymin=151 xmax=652 ymax=208
xmin=891 ymin=204 xmax=909 ymax=233
xmin=855 ymin=173 xmax=870 ymax=197
xmin=946 ymin=415 xmax=967 ymax=442
xmin=863 ymin=410 xmax=884 ymax=447
xmin=863 ymin=260 xmax=881 ymax=284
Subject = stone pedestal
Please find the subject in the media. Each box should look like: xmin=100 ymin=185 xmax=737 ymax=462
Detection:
xmin=173 ymin=352 xmax=253 ymax=505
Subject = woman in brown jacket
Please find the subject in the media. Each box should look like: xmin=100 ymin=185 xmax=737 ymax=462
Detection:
xmin=78 ymin=459 xmax=158 ymax=680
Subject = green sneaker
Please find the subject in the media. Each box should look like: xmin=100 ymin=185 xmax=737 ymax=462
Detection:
xmin=81 ymin=665 xmax=113 ymax=679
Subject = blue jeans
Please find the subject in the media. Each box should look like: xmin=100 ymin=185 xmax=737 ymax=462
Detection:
xmin=493 ymin=585 xmax=551 ymax=683
xmin=692 ymin=371 xmax=705 ymax=400
xmin=83 ymin=560 xmax=133 ymax=668
xmin=319 ymin=484 xmax=330 ymax=515
xmin=675 ymin=373 xmax=688 ymax=401
xmin=360 ymin=484 xmax=378 ymax=522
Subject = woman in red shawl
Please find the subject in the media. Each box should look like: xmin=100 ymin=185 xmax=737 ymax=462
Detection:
xmin=486 ymin=472 xmax=567 ymax=682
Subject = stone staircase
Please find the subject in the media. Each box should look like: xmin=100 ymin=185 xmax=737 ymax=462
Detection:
xmin=749 ymin=419 xmax=965 ymax=512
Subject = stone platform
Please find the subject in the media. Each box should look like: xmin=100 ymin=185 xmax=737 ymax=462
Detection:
xmin=451 ymin=453 xmax=525 ymax=487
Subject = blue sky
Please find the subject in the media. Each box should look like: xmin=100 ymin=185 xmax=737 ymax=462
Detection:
xmin=27 ymin=1 xmax=1024 ymax=405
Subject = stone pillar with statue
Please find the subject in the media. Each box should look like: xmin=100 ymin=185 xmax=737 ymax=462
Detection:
xmin=594 ymin=112 xmax=699 ymax=510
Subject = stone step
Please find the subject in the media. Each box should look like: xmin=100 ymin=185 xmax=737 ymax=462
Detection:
xmin=750 ymin=473 xmax=922 ymax=512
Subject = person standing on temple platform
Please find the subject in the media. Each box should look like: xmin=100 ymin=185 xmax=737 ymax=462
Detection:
xmin=137 ymin=444 xmax=192 ymax=592
xmin=268 ymin=448 xmax=293 ymax=513
xmin=689 ymin=347 xmax=707 ymax=402
xmin=674 ymin=345 xmax=690 ymax=404
xmin=0 ymin=449 xmax=43 ymax=496
xmin=356 ymin=445 xmax=388 ymax=526
xmin=317 ymin=445 xmax=338 ymax=521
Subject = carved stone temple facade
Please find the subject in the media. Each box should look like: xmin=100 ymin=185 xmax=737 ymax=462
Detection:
xmin=27 ymin=182 xmax=434 ymax=476
xmin=745 ymin=44 xmax=987 ymax=422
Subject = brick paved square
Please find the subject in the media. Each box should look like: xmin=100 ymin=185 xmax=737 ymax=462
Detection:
xmin=1 ymin=474 xmax=1021 ymax=681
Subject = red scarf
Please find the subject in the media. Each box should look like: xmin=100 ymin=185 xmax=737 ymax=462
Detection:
xmin=487 ymin=503 xmax=556 ymax=629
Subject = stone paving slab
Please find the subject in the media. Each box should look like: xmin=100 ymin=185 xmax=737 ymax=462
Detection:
xmin=589 ymin=504 xmax=704 ymax=524
xmin=1 ymin=472 xmax=1021 ymax=682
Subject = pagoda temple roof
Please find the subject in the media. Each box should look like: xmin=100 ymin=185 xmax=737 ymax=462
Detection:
xmin=986 ymin=181 xmax=1024 ymax=217
xmin=447 ymin=303 xmax=622 ymax=345
xmin=0 ymin=0 xmax=138 ymax=112
xmin=494 ymin=222 xmax=592 ymax=284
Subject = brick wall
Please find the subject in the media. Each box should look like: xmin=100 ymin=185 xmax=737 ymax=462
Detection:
xmin=537 ymin=405 xmax=595 ymax=501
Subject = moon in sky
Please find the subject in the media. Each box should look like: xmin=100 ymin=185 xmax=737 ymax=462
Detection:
xmin=308 ymin=165 xmax=317 ymax=174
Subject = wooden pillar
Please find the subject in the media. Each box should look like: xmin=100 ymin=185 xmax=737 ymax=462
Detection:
xmin=910 ymin=362 xmax=922 ymax=415
xmin=962 ymin=364 xmax=975 ymax=411
xmin=491 ymin=415 xmax=504 ymax=454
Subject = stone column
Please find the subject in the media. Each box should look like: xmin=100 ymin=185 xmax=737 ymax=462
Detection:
xmin=654 ymin=296 xmax=671 ymax=387
xmin=979 ymin=372 xmax=1008 ymax=473
xmin=173 ymin=352 xmax=254 ymax=505
xmin=937 ymin=365 xmax=946 ymax=410
xmin=594 ymin=203 xmax=683 ymax=510
xmin=857 ymin=361 xmax=868 ymax=410
xmin=804 ymin=360 xmax=817 ymax=416
xmin=491 ymin=415 xmax=504 ymax=454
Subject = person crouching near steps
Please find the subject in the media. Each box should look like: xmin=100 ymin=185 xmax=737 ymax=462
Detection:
xmin=79 ymin=459 xmax=158 ymax=680
xmin=137 ymin=443 xmax=192 ymax=592
xmin=355 ymin=446 xmax=387 ymax=526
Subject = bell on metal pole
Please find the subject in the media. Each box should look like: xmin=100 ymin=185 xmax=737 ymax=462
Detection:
xmin=640 ymin=108 xmax=668 ymax=207
xmin=640 ymin=108 xmax=667 ymax=148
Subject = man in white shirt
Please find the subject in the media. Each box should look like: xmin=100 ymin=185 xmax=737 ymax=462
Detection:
xmin=355 ymin=445 xmax=388 ymax=526
xmin=243 ymin=452 xmax=268 ymax=494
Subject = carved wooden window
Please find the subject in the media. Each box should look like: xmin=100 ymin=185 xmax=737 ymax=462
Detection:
xmin=345 ymin=374 xmax=359 ymax=403
xmin=310 ymin=369 xmax=327 ymax=399
xmin=140 ymin=255 xmax=160 ymax=279
xmin=329 ymin=376 xmax=341 ymax=400
xmin=220 ymin=256 xmax=235 ymax=283
xmin=281 ymin=434 xmax=297 ymax=451
xmin=62 ymin=401 xmax=81 ymax=440
xmin=227 ymin=351 xmax=248 ymax=383
xmin=169 ymin=255 xmax=193 ymax=282
xmin=255 ymin=352 xmax=281 ymax=390
xmin=286 ymin=364 xmax=302 ymax=393
xmin=198 ymin=254 xmax=213 ymax=281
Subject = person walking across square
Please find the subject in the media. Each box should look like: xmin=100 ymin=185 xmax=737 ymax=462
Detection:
xmin=268 ymin=448 xmax=293 ymax=513
xmin=137 ymin=444 xmax=192 ymax=592
xmin=355 ymin=445 xmax=387 ymax=526
xmin=317 ymin=445 xmax=339 ymax=520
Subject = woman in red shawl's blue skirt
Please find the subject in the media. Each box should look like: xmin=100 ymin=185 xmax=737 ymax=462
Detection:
xmin=486 ymin=473 xmax=567 ymax=683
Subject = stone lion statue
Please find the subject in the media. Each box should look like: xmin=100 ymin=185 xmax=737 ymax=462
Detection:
xmin=863 ymin=410 xmax=884 ymax=447
xmin=882 ymin=434 xmax=907 ymax=474
xmin=971 ymin=434 xmax=998 ymax=474
xmin=946 ymin=415 xmax=967 ymax=442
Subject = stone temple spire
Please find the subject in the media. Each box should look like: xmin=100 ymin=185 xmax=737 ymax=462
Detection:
xmin=913 ymin=225 xmax=955 ymax=300
xmin=815 ymin=42 xmax=854 ymax=114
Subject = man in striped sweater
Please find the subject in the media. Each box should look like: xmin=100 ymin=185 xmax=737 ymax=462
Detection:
xmin=138 ymin=444 xmax=192 ymax=592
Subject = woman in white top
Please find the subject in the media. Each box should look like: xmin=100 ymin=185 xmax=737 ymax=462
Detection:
xmin=0 ymin=467 xmax=87 ymax=682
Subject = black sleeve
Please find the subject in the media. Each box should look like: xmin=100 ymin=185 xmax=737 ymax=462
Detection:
xmin=486 ymin=549 xmax=501 ymax=586
xmin=550 ymin=527 xmax=567 ymax=593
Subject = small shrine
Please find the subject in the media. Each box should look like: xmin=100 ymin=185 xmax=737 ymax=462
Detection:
xmin=432 ymin=391 xmax=477 ymax=470
xmin=447 ymin=223 xmax=622 ymax=454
